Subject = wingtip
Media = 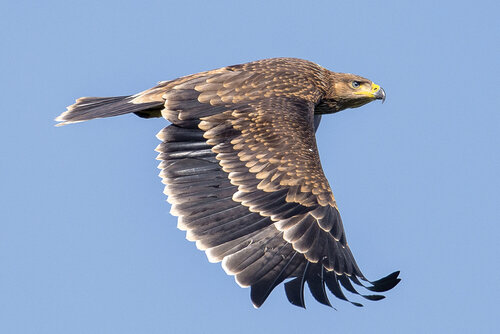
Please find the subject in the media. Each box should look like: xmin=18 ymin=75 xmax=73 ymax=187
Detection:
xmin=367 ymin=270 xmax=401 ymax=292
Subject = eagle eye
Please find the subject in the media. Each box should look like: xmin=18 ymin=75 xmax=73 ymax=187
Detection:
xmin=351 ymin=81 xmax=361 ymax=88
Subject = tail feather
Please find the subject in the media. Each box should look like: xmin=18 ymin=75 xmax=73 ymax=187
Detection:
xmin=55 ymin=95 xmax=164 ymax=126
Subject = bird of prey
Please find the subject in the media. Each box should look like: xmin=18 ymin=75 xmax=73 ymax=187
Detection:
xmin=56 ymin=57 xmax=400 ymax=308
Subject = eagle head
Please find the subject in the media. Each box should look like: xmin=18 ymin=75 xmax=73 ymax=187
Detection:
xmin=331 ymin=73 xmax=386 ymax=111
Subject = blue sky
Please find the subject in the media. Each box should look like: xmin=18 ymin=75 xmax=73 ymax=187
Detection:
xmin=1 ymin=0 xmax=499 ymax=333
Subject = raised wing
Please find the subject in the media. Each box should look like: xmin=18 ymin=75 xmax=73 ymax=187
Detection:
xmin=154 ymin=67 xmax=400 ymax=307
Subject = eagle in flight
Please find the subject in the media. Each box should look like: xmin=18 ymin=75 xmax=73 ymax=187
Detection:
xmin=56 ymin=57 xmax=400 ymax=308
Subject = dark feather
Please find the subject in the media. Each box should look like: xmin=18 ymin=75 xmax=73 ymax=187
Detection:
xmin=250 ymin=251 xmax=303 ymax=307
xmin=284 ymin=262 xmax=310 ymax=308
xmin=306 ymin=265 xmax=332 ymax=307
xmin=324 ymin=272 xmax=363 ymax=307
xmin=337 ymin=275 xmax=385 ymax=301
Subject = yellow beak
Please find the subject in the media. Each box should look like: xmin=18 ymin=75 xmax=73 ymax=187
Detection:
xmin=355 ymin=83 xmax=386 ymax=102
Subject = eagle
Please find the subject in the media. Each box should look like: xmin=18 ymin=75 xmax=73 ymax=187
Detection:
xmin=56 ymin=57 xmax=400 ymax=308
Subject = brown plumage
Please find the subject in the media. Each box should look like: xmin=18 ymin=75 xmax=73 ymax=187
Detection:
xmin=56 ymin=57 xmax=398 ymax=308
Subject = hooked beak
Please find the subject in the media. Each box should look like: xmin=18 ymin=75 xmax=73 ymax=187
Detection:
xmin=372 ymin=83 xmax=386 ymax=103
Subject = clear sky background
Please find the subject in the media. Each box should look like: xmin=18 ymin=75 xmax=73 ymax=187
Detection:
xmin=1 ymin=1 xmax=499 ymax=333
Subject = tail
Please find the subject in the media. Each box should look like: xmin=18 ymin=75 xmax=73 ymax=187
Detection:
xmin=55 ymin=95 xmax=164 ymax=126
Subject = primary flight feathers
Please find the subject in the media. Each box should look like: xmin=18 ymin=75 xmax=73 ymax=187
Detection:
xmin=56 ymin=57 xmax=398 ymax=308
